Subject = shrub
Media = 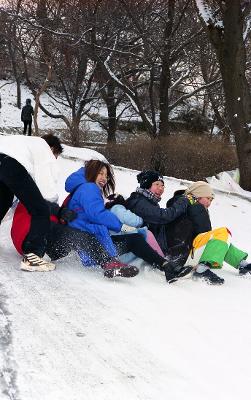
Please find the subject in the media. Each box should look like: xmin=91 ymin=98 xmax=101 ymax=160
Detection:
xmin=102 ymin=134 xmax=237 ymax=181
xmin=178 ymin=107 xmax=211 ymax=133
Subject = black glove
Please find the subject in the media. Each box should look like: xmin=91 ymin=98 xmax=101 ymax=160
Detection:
xmin=173 ymin=195 xmax=189 ymax=211
xmin=58 ymin=207 xmax=77 ymax=224
xmin=46 ymin=201 xmax=60 ymax=215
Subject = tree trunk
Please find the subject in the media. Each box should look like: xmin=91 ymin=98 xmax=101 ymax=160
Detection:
xmin=217 ymin=4 xmax=251 ymax=189
xmin=7 ymin=39 xmax=21 ymax=109
xmin=159 ymin=58 xmax=171 ymax=136
xmin=159 ymin=0 xmax=175 ymax=137
xmin=150 ymin=136 xmax=169 ymax=174
xmin=33 ymin=64 xmax=52 ymax=135
xmin=198 ymin=0 xmax=251 ymax=190
xmin=36 ymin=0 xmax=51 ymax=70
xmin=16 ymin=77 xmax=21 ymax=109
xmin=106 ymin=81 xmax=117 ymax=144
xmin=70 ymin=116 xmax=81 ymax=147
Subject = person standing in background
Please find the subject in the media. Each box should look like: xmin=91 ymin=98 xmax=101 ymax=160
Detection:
xmin=21 ymin=98 xmax=34 ymax=135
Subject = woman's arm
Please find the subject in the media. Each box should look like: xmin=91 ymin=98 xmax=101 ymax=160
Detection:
xmin=80 ymin=183 xmax=122 ymax=232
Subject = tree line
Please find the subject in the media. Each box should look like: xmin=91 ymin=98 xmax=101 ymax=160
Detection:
xmin=0 ymin=0 xmax=251 ymax=190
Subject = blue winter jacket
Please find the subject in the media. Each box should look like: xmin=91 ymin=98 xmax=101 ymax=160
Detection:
xmin=65 ymin=167 xmax=122 ymax=257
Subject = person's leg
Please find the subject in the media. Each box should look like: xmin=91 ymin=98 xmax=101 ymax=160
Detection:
xmin=28 ymin=121 xmax=32 ymax=136
xmin=23 ymin=121 xmax=28 ymax=135
xmin=199 ymin=227 xmax=232 ymax=268
xmin=46 ymin=224 xmax=139 ymax=278
xmin=112 ymin=233 xmax=166 ymax=267
xmin=46 ymin=223 xmax=113 ymax=264
xmin=112 ymin=233 xmax=193 ymax=282
xmin=146 ymin=230 xmax=165 ymax=257
xmin=0 ymin=181 xmax=14 ymax=223
xmin=0 ymin=156 xmax=50 ymax=257
xmin=189 ymin=227 xmax=230 ymax=285
xmin=224 ymin=244 xmax=248 ymax=268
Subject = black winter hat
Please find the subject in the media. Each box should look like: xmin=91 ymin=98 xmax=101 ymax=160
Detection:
xmin=137 ymin=170 xmax=164 ymax=189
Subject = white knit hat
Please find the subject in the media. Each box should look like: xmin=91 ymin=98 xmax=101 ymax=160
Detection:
xmin=185 ymin=181 xmax=215 ymax=199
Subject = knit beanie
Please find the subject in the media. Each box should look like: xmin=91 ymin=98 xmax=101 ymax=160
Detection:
xmin=185 ymin=181 xmax=215 ymax=199
xmin=137 ymin=170 xmax=164 ymax=189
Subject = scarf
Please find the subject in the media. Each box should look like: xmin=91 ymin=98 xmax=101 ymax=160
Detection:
xmin=136 ymin=187 xmax=161 ymax=204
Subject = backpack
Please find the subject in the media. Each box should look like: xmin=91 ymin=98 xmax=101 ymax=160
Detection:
xmin=58 ymin=184 xmax=82 ymax=224
xmin=165 ymin=190 xmax=194 ymax=264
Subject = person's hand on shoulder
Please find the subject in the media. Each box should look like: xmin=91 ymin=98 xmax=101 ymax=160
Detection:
xmin=169 ymin=195 xmax=190 ymax=214
xmin=174 ymin=194 xmax=190 ymax=207
xmin=185 ymin=194 xmax=198 ymax=205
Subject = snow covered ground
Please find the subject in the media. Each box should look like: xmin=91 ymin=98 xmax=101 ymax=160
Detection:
xmin=0 ymin=81 xmax=67 ymax=130
xmin=1 ymin=80 xmax=251 ymax=399
xmin=1 ymin=147 xmax=251 ymax=400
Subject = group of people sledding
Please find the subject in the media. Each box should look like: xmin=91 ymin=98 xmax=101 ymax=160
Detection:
xmin=0 ymin=133 xmax=251 ymax=285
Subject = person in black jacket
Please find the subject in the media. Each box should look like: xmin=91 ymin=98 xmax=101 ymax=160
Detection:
xmin=21 ymin=98 xmax=34 ymax=135
xmin=167 ymin=181 xmax=251 ymax=285
xmin=126 ymin=170 xmax=190 ymax=257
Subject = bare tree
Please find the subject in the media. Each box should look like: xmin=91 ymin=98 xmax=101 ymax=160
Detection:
xmin=194 ymin=0 xmax=251 ymax=190
xmin=101 ymin=0 xmax=219 ymax=139
xmin=2 ymin=0 xmax=23 ymax=108
xmin=3 ymin=0 xmax=104 ymax=145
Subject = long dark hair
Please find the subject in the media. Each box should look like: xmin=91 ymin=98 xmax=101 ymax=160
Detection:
xmin=85 ymin=159 xmax=115 ymax=197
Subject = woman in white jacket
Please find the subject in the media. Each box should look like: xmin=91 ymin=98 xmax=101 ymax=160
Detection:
xmin=0 ymin=133 xmax=62 ymax=271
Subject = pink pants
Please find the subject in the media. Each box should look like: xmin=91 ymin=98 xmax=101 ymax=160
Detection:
xmin=146 ymin=230 xmax=164 ymax=257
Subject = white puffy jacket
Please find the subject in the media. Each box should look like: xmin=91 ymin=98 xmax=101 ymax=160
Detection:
xmin=0 ymin=135 xmax=59 ymax=202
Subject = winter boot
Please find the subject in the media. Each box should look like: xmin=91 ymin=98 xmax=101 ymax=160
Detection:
xmin=239 ymin=260 xmax=251 ymax=275
xmin=162 ymin=260 xmax=193 ymax=284
xmin=21 ymin=253 xmax=55 ymax=272
xmin=102 ymin=260 xmax=139 ymax=278
xmin=193 ymin=263 xmax=224 ymax=285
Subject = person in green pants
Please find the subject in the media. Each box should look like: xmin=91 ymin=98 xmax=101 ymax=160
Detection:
xmin=183 ymin=181 xmax=251 ymax=285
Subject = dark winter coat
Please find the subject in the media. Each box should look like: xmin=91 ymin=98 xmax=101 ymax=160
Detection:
xmin=125 ymin=191 xmax=188 ymax=254
xmin=164 ymin=190 xmax=212 ymax=260
xmin=21 ymin=105 xmax=34 ymax=122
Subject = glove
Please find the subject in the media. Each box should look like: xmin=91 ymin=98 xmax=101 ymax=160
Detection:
xmin=186 ymin=194 xmax=198 ymax=205
xmin=172 ymin=195 xmax=190 ymax=211
xmin=46 ymin=201 xmax=60 ymax=215
xmin=121 ymin=224 xmax=137 ymax=233
xmin=58 ymin=207 xmax=77 ymax=224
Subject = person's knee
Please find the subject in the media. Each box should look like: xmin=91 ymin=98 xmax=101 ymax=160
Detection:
xmin=129 ymin=233 xmax=145 ymax=247
xmin=30 ymin=201 xmax=50 ymax=218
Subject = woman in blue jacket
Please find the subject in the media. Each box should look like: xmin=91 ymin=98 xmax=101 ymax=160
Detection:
xmin=65 ymin=160 xmax=192 ymax=282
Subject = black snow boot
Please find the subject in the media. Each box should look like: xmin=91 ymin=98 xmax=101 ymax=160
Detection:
xmin=239 ymin=263 xmax=251 ymax=276
xmin=163 ymin=260 xmax=193 ymax=284
xmin=193 ymin=267 xmax=224 ymax=285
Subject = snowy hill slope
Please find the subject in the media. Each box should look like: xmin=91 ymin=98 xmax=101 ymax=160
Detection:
xmin=1 ymin=153 xmax=251 ymax=400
